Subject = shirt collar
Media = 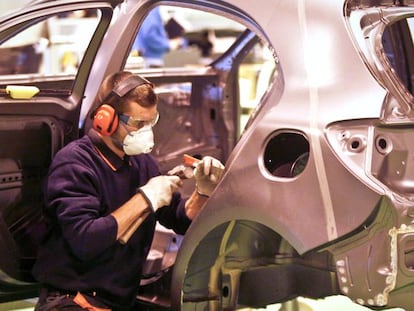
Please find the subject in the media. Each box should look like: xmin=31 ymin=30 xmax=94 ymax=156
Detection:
xmin=88 ymin=129 xmax=128 ymax=171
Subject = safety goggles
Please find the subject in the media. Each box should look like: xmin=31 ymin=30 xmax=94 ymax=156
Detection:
xmin=119 ymin=112 xmax=159 ymax=130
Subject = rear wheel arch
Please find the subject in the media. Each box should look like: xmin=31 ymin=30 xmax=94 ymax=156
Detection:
xmin=171 ymin=219 xmax=298 ymax=309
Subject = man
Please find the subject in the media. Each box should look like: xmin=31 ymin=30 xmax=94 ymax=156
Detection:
xmin=32 ymin=71 xmax=224 ymax=310
xmin=132 ymin=7 xmax=170 ymax=68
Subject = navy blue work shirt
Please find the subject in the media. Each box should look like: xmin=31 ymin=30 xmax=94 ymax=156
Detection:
xmin=32 ymin=129 xmax=191 ymax=309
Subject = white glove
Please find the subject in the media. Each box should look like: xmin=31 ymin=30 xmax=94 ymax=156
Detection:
xmin=139 ymin=175 xmax=182 ymax=211
xmin=194 ymin=156 xmax=224 ymax=197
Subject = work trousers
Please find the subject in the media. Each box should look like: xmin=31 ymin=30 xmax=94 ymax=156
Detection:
xmin=35 ymin=287 xmax=111 ymax=311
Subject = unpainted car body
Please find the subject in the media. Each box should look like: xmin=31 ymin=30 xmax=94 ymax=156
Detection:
xmin=172 ymin=1 xmax=414 ymax=310
xmin=1 ymin=0 xmax=414 ymax=310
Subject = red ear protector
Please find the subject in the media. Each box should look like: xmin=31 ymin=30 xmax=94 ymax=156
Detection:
xmin=92 ymin=75 xmax=153 ymax=136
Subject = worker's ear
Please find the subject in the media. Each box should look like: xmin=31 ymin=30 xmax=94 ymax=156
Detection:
xmin=92 ymin=104 xmax=119 ymax=136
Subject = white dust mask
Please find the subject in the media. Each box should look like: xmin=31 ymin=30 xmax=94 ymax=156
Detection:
xmin=122 ymin=124 xmax=154 ymax=155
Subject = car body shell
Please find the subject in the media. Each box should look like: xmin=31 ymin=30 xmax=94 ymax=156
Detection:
xmin=1 ymin=0 xmax=414 ymax=310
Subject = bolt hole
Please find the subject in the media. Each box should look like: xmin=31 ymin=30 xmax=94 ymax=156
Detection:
xmin=375 ymin=136 xmax=392 ymax=155
xmin=378 ymin=138 xmax=387 ymax=150
xmin=222 ymin=286 xmax=229 ymax=298
xmin=351 ymin=140 xmax=360 ymax=150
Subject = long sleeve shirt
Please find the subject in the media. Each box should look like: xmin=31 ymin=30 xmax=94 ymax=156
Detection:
xmin=32 ymin=130 xmax=191 ymax=309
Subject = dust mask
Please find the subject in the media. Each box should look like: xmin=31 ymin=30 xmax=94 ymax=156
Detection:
xmin=122 ymin=125 xmax=154 ymax=155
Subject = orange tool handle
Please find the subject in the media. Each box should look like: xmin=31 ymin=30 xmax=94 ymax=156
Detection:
xmin=183 ymin=154 xmax=200 ymax=167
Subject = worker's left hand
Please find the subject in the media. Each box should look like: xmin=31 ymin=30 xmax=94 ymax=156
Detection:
xmin=194 ymin=156 xmax=224 ymax=197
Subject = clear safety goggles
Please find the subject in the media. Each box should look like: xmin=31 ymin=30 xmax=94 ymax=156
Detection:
xmin=119 ymin=112 xmax=159 ymax=130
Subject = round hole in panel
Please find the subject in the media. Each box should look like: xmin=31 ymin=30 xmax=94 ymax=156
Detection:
xmin=263 ymin=132 xmax=310 ymax=178
xmin=375 ymin=135 xmax=392 ymax=155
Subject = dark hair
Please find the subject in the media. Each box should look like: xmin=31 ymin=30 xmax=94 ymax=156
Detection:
xmin=95 ymin=71 xmax=157 ymax=113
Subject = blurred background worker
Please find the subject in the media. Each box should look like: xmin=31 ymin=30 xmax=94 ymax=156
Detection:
xmin=132 ymin=7 xmax=184 ymax=68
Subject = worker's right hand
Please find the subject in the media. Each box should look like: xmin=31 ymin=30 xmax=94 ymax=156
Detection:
xmin=139 ymin=175 xmax=182 ymax=211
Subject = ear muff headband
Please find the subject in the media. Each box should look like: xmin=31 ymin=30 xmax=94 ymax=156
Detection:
xmin=110 ymin=75 xmax=153 ymax=99
xmin=92 ymin=75 xmax=153 ymax=136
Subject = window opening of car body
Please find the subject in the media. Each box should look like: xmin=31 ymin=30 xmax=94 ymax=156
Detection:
xmin=125 ymin=5 xmax=245 ymax=70
xmin=0 ymin=9 xmax=101 ymax=84
xmin=125 ymin=4 xmax=277 ymax=141
xmin=238 ymin=41 xmax=275 ymax=134
xmin=382 ymin=17 xmax=414 ymax=96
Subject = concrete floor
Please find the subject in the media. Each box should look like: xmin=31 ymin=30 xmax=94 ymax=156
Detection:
xmin=0 ymin=296 xmax=405 ymax=311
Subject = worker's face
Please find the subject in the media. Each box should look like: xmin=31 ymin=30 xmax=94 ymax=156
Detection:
xmin=115 ymin=102 xmax=158 ymax=155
